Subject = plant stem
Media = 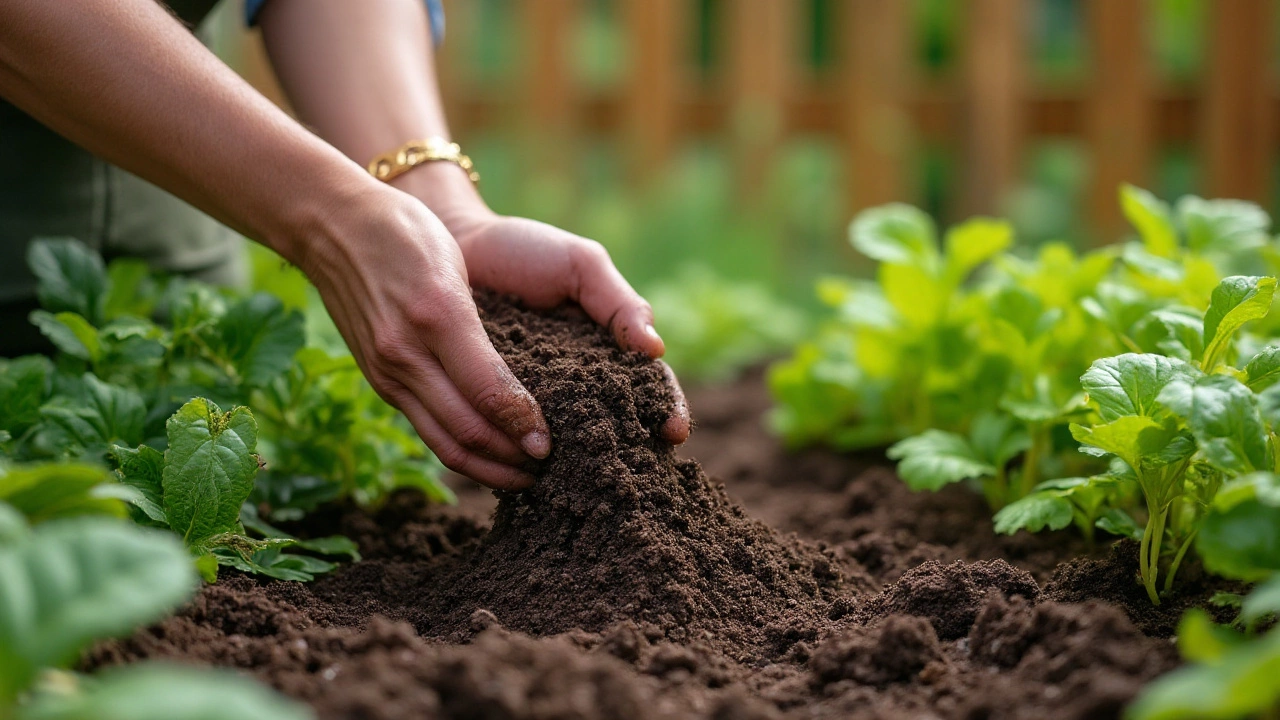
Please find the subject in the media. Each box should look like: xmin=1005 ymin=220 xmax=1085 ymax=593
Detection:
xmin=1018 ymin=426 xmax=1045 ymax=498
xmin=1139 ymin=497 xmax=1164 ymax=605
xmin=1163 ymin=528 xmax=1198 ymax=594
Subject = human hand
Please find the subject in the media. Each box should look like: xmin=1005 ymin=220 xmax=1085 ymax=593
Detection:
xmin=441 ymin=209 xmax=691 ymax=445
xmin=296 ymin=184 xmax=552 ymax=491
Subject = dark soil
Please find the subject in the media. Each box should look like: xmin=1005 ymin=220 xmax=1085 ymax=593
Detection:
xmin=88 ymin=295 xmax=1215 ymax=719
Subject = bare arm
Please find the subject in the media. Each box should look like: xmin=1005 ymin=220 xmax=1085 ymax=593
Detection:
xmin=0 ymin=0 xmax=554 ymax=489
xmin=259 ymin=0 xmax=691 ymax=443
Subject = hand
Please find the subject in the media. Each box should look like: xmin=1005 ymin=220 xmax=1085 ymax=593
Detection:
xmin=297 ymin=183 xmax=552 ymax=491
xmin=442 ymin=209 xmax=692 ymax=445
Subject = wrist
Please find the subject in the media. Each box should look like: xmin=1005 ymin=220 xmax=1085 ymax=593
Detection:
xmin=389 ymin=160 xmax=495 ymax=236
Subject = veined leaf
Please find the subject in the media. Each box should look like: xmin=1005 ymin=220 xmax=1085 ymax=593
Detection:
xmin=162 ymin=399 xmax=259 ymax=548
xmin=1244 ymin=346 xmax=1280 ymax=390
xmin=1119 ymin=184 xmax=1178 ymax=258
xmin=849 ymin=204 xmax=938 ymax=268
xmin=213 ymin=294 xmax=305 ymax=388
xmin=39 ymin=375 xmax=145 ymax=454
xmin=1178 ymin=196 xmax=1271 ymax=256
xmin=26 ymin=238 xmax=107 ymax=325
xmin=1158 ymin=375 xmax=1269 ymax=474
xmin=1070 ymin=416 xmax=1176 ymax=470
xmin=1202 ymin=276 xmax=1277 ymax=371
xmin=108 ymin=445 xmax=168 ymax=526
xmin=29 ymin=311 xmax=99 ymax=363
xmin=888 ymin=431 xmax=996 ymax=492
xmin=993 ymin=492 xmax=1074 ymax=535
xmin=0 ymin=519 xmax=196 ymax=701
xmin=1080 ymin=353 xmax=1199 ymax=422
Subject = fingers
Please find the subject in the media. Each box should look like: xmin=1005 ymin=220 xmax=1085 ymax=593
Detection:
xmin=403 ymin=359 xmax=530 ymax=466
xmin=427 ymin=310 xmax=552 ymax=460
xmin=569 ymin=241 xmax=666 ymax=359
xmin=387 ymin=381 xmax=535 ymax=491
xmin=659 ymin=361 xmax=691 ymax=445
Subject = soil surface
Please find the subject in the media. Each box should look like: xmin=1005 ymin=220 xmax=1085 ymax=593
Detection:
xmin=87 ymin=294 xmax=1236 ymax=719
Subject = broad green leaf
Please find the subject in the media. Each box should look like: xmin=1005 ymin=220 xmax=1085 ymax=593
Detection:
xmin=1097 ymin=507 xmax=1143 ymax=540
xmin=880 ymin=262 xmax=943 ymax=327
xmin=943 ymin=217 xmax=1013 ymax=281
xmin=108 ymin=445 xmax=168 ymax=526
xmin=1069 ymin=416 xmax=1176 ymax=470
xmin=0 ymin=356 xmax=51 ymax=435
xmin=39 ymin=375 xmax=145 ymax=454
xmin=969 ymin=412 xmax=1031 ymax=467
xmin=993 ymin=492 xmax=1074 ymax=535
xmin=1245 ymin=346 xmax=1280 ymax=390
xmin=1080 ymin=353 xmax=1198 ymax=422
xmin=1132 ymin=307 xmax=1204 ymax=362
xmin=1119 ymin=184 xmax=1178 ymax=258
xmin=26 ymin=238 xmax=107 ymax=324
xmin=1241 ymin=575 xmax=1280 ymax=627
xmin=1158 ymin=375 xmax=1269 ymax=474
xmin=1178 ymin=196 xmax=1271 ymax=255
xmin=888 ymin=431 xmax=996 ymax=492
xmin=1198 ymin=474 xmax=1280 ymax=581
xmin=213 ymin=294 xmax=305 ymax=388
xmin=0 ymin=464 xmax=126 ymax=524
xmin=1202 ymin=276 xmax=1277 ymax=371
xmin=29 ymin=311 xmax=98 ymax=363
xmin=1127 ymin=630 xmax=1280 ymax=720
xmin=1177 ymin=609 xmax=1247 ymax=663
xmin=849 ymin=204 xmax=938 ymax=267
xmin=18 ymin=663 xmax=314 ymax=720
xmin=0 ymin=519 xmax=196 ymax=700
xmin=102 ymin=258 xmax=156 ymax=321
xmin=162 ymin=399 xmax=259 ymax=548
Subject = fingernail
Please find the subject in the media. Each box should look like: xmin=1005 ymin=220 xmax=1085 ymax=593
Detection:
xmin=644 ymin=324 xmax=661 ymax=342
xmin=522 ymin=431 xmax=551 ymax=459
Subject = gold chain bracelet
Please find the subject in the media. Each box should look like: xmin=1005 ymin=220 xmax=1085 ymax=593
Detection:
xmin=366 ymin=137 xmax=479 ymax=185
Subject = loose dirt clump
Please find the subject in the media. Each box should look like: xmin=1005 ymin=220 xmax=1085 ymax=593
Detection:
xmin=856 ymin=559 xmax=1040 ymax=639
xmin=809 ymin=615 xmax=946 ymax=687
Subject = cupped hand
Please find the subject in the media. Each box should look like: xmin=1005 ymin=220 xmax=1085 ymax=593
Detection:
xmin=297 ymin=185 xmax=551 ymax=491
xmin=443 ymin=210 xmax=691 ymax=445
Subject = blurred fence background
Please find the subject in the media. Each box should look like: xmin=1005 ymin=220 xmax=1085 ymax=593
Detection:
xmin=212 ymin=0 xmax=1280 ymax=315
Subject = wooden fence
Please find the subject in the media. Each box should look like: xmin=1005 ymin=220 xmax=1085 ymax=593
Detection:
xmin=234 ymin=0 xmax=1279 ymax=240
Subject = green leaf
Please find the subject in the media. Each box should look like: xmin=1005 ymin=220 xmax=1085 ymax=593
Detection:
xmin=1158 ymin=375 xmax=1269 ymax=474
xmin=1097 ymin=507 xmax=1143 ymax=540
xmin=1178 ymin=196 xmax=1271 ymax=255
xmin=849 ymin=204 xmax=938 ymax=267
xmin=1245 ymin=346 xmax=1280 ymax=390
xmin=0 ymin=502 xmax=29 ymax=545
xmin=1080 ymin=353 xmax=1199 ymax=422
xmin=26 ymin=238 xmax=107 ymax=324
xmin=1119 ymin=184 xmax=1178 ymax=258
xmin=0 ymin=519 xmax=197 ymax=700
xmin=969 ymin=412 xmax=1031 ymax=467
xmin=18 ymin=663 xmax=314 ymax=720
xmin=0 ymin=356 xmax=51 ymax=436
xmin=993 ymin=492 xmax=1074 ymax=535
xmin=888 ymin=431 xmax=996 ymax=492
xmin=1202 ymin=276 xmax=1278 ymax=371
xmin=213 ymin=294 xmax=305 ymax=388
xmin=29 ymin=311 xmax=99 ymax=363
xmin=39 ymin=375 xmax=146 ymax=455
xmin=0 ymin=463 xmax=127 ymax=524
xmin=1241 ymin=575 xmax=1280 ymax=627
xmin=108 ymin=445 xmax=168 ymax=526
xmin=1198 ymin=473 xmax=1280 ymax=581
xmin=1132 ymin=307 xmax=1204 ymax=362
xmin=1178 ymin=609 xmax=1247 ymax=663
xmin=194 ymin=553 xmax=219 ymax=583
xmin=102 ymin=258 xmax=156 ymax=321
xmin=1070 ymin=416 xmax=1176 ymax=470
xmin=162 ymin=399 xmax=259 ymax=548
xmin=943 ymin=217 xmax=1013 ymax=281
xmin=1127 ymin=630 xmax=1280 ymax=720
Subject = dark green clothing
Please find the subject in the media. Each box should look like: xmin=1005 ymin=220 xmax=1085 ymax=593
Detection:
xmin=1 ymin=0 xmax=242 ymax=356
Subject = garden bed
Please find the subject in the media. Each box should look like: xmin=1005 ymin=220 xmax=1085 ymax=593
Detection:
xmin=85 ymin=295 xmax=1243 ymax=720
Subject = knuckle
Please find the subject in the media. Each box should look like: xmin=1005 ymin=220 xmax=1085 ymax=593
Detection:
xmin=371 ymin=331 xmax=415 ymax=369
xmin=453 ymin=417 xmax=495 ymax=452
xmin=572 ymin=239 xmax=611 ymax=268
xmin=434 ymin=444 xmax=471 ymax=474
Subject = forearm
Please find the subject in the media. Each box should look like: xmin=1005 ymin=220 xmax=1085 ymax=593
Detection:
xmin=258 ymin=0 xmax=487 ymax=225
xmin=0 ymin=0 xmax=376 ymax=267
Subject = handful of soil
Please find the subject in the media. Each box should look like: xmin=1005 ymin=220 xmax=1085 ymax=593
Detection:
xmin=412 ymin=293 xmax=846 ymax=654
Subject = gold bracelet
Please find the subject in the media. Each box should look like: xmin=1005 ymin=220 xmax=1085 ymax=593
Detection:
xmin=366 ymin=137 xmax=479 ymax=185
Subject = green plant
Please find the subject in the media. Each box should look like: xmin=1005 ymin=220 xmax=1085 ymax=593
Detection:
xmin=0 ymin=505 xmax=311 ymax=720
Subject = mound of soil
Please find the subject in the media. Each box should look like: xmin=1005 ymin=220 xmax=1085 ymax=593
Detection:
xmin=87 ymin=298 xmax=1226 ymax=719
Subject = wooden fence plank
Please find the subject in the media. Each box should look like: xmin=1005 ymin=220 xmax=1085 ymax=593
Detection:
xmin=842 ymin=0 xmax=912 ymax=211
xmin=961 ymin=0 xmax=1024 ymax=217
xmin=622 ymin=0 xmax=685 ymax=183
xmin=1204 ymin=0 xmax=1275 ymax=203
xmin=525 ymin=0 xmax=579 ymax=173
xmin=1086 ymin=0 xmax=1151 ymax=242
xmin=726 ymin=0 xmax=795 ymax=200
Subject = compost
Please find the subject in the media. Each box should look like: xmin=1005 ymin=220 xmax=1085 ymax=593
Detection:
xmin=90 ymin=294 xmax=1218 ymax=719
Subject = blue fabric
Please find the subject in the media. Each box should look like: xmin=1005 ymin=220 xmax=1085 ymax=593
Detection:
xmin=244 ymin=0 xmax=445 ymax=46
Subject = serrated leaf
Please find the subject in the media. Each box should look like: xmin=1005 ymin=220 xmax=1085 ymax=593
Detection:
xmin=1070 ymin=416 xmax=1176 ymax=470
xmin=992 ymin=492 xmax=1074 ymax=535
xmin=1080 ymin=353 xmax=1199 ymax=422
xmin=213 ymin=294 xmax=305 ymax=388
xmin=29 ymin=311 xmax=98 ymax=363
xmin=1202 ymin=276 xmax=1277 ymax=371
xmin=162 ymin=399 xmax=259 ymax=548
xmin=1120 ymin=184 xmax=1178 ymax=258
xmin=1158 ymin=375 xmax=1269 ymax=474
xmin=39 ymin=375 xmax=145 ymax=455
xmin=18 ymin=663 xmax=314 ymax=720
xmin=849 ymin=204 xmax=938 ymax=267
xmin=26 ymin=238 xmax=107 ymax=324
xmin=888 ymin=430 xmax=996 ymax=491
xmin=0 ymin=519 xmax=196 ymax=701
xmin=1132 ymin=307 xmax=1204 ymax=362
xmin=108 ymin=445 xmax=168 ymax=525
